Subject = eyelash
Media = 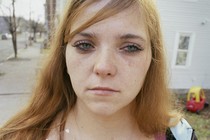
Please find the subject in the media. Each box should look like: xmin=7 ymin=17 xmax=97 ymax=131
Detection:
xmin=72 ymin=41 xmax=143 ymax=54
xmin=120 ymin=43 xmax=143 ymax=53
xmin=72 ymin=40 xmax=95 ymax=53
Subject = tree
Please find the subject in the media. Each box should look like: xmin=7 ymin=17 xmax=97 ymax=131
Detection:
xmin=31 ymin=20 xmax=39 ymax=42
xmin=30 ymin=19 xmax=46 ymax=42
xmin=0 ymin=0 xmax=18 ymax=58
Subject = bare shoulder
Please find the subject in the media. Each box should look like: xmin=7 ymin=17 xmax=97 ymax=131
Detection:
xmin=134 ymin=131 xmax=155 ymax=140
xmin=141 ymin=136 xmax=155 ymax=140
xmin=46 ymin=112 xmax=64 ymax=140
xmin=46 ymin=130 xmax=60 ymax=140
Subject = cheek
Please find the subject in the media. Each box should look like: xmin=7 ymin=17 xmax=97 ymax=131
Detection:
xmin=65 ymin=47 xmax=91 ymax=86
xmin=65 ymin=53 xmax=83 ymax=95
xmin=126 ymin=55 xmax=151 ymax=75
xmin=120 ymin=62 xmax=149 ymax=102
xmin=65 ymin=48 xmax=80 ymax=81
xmin=125 ymin=54 xmax=151 ymax=87
xmin=65 ymin=47 xmax=82 ymax=74
xmin=130 ymin=62 xmax=151 ymax=96
xmin=66 ymin=51 xmax=74 ymax=74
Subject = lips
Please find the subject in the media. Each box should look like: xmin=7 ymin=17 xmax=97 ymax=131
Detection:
xmin=88 ymin=87 xmax=119 ymax=96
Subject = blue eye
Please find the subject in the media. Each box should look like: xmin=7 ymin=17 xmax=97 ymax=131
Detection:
xmin=121 ymin=44 xmax=143 ymax=53
xmin=73 ymin=41 xmax=94 ymax=52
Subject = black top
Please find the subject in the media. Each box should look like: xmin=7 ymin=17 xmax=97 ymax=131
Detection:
xmin=166 ymin=128 xmax=198 ymax=140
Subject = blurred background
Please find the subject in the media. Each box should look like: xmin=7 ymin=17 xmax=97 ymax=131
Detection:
xmin=0 ymin=0 xmax=209 ymax=139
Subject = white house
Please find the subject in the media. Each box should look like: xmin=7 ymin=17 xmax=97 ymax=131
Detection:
xmin=157 ymin=0 xmax=210 ymax=89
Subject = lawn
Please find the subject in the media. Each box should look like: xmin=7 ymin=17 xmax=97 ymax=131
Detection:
xmin=176 ymin=90 xmax=210 ymax=140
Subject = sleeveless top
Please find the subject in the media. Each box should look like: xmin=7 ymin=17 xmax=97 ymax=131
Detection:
xmin=156 ymin=118 xmax=197 ymax=140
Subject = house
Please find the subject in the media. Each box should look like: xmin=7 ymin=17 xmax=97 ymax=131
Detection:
xmin=156 ymin=0 xmax=210 ymax=90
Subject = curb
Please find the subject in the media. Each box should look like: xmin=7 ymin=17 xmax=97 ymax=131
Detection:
xmin=6 ymin=48 xmax=25 ymax=60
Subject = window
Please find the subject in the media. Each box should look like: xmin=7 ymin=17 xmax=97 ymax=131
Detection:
xmin=173 ymin=32 xmax=195 ymax=68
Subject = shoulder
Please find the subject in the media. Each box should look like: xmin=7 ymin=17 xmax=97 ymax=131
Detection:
xmin=167 ymin=118 xmax=197 ymax=140
xmin=46 ymin=112 xmax=65 ymax=140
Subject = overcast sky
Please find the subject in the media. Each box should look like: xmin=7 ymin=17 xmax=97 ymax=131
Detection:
xmin=0 ymin=0 xmax=45 ymax=23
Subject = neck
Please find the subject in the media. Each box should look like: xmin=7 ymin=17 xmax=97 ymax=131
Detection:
xmin=65 ymin=102 xmax=140 ymax=140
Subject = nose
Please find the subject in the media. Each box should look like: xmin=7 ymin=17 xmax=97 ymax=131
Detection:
xmin=93 ymin=49 xmax=117 ymax=77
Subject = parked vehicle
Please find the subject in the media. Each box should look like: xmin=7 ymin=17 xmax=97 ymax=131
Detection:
xmin=186 ymin=86 xmax=209 ymax=114
xmin=1 ymin=33 xmax=12 ymax=40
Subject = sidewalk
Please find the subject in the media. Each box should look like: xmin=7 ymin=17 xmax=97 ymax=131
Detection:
xmin=0 ymin=43 xmax=42 ymax=95
xmin=0 ymin=42 xmax=44 ymax=126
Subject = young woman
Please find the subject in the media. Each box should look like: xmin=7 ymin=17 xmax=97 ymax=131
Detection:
xmin=0 ymin=0 xmax=197 ymax=139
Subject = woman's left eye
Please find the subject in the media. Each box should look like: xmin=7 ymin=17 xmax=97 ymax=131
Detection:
xmin=121 ymin=44 xmax=143 ymax=53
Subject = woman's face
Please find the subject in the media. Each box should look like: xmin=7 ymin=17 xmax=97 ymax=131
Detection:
xmin=66 ymin=2 xmax=152 ymax=116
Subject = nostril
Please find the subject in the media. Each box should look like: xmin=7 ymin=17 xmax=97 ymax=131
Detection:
xmin=93 ymin=53 xmax=117 ymax=77
xmin=94 ymin=64 xmax=116 ymax=77
xmin=95 ymin=71 xmax=112 ymax=76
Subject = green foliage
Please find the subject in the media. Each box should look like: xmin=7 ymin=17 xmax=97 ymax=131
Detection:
xmin=184 ymin=112 xmax=210 ymax=139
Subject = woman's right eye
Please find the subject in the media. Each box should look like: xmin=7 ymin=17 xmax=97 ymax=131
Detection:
xmin=72 ymin=40 xmax=94 ymax=52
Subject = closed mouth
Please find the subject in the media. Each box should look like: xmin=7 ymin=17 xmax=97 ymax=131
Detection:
xmin=88 ymin=87 xmax=119 ymax=95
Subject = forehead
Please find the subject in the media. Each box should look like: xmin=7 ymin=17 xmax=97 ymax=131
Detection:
xmin=70 ymin=0 xmax=146 ymax=35
xmin=71 ymin=0 xmax=111 ymax=30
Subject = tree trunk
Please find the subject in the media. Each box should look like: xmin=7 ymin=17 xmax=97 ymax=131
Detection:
xmin=12 ymin=33 xmax=17 ymax=58
xmin=33 ymin=29 xmax=36 ymax=42
xmin=12 ymin=0 xmax=17 ymax=58
xmin=2 ymin=0 xmax=18 ymax=58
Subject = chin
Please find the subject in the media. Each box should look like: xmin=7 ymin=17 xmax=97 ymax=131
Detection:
xmin=89 ymin=103 xmax=120 ymax=116
xmin=87 ymin=102 xmax=129 ymax=117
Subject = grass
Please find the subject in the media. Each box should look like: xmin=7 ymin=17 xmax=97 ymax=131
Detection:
xmin=184 ymin=111 xmax=210 ymax=139
xmin=176 ymin=92 xmax=210 ymax=140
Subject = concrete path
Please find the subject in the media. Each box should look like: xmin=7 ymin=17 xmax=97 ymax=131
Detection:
xmin=0 ymin=42 xmax=44 ymax=126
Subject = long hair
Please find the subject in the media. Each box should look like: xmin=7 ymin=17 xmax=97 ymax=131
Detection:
xmin=0 ymin=0 xmax=180 ymax=139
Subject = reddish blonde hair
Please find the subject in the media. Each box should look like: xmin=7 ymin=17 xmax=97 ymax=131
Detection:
xmin=0 ymin=0 xmax=180 ymax=139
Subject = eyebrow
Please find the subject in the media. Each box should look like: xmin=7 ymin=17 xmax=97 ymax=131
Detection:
xmin=76 ymin=32 xmax=146 ymax=42
xmin=120 ymin=34 xmax=146 ymax=42
xmin=77 ymin=32 xmax=96 ymax=39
